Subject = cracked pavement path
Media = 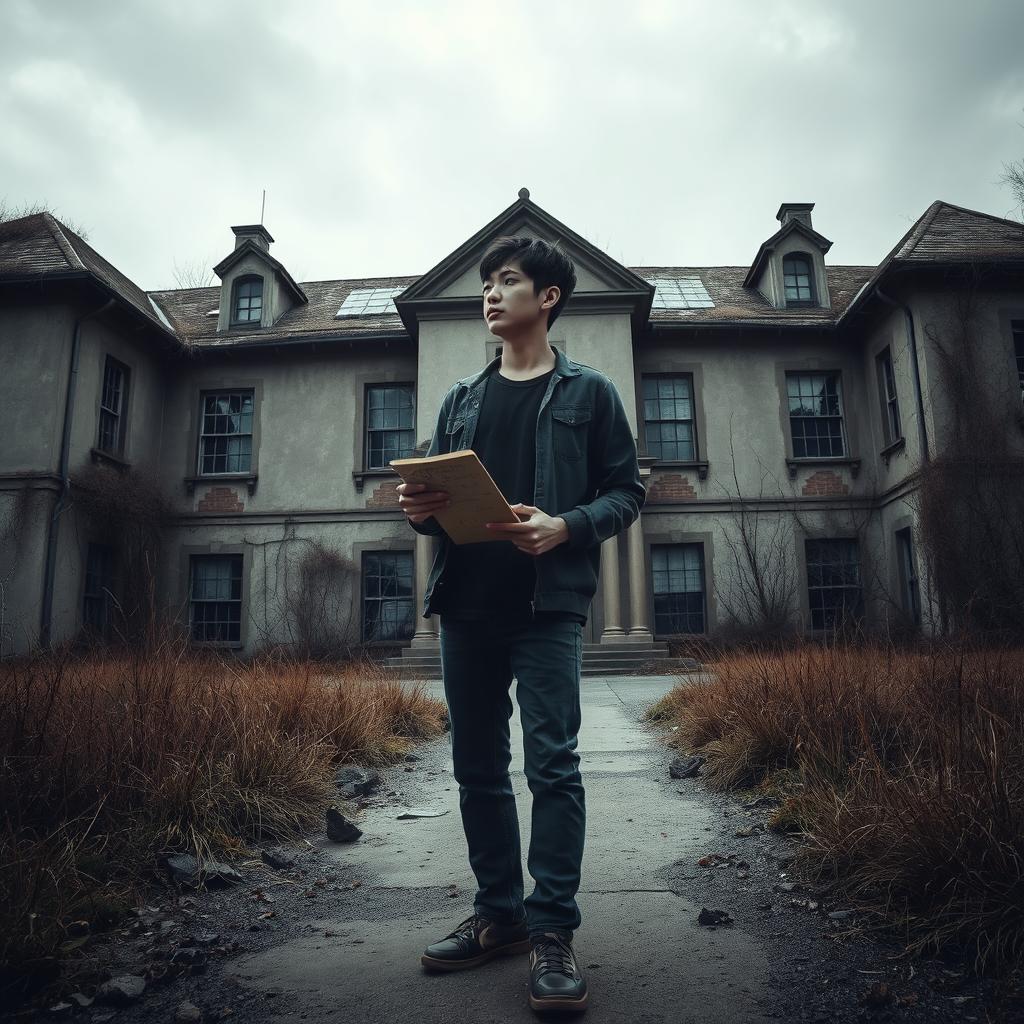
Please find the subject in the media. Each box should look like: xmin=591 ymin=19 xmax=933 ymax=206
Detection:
xmin=226 ymin=675 xmax=777 ymax=1023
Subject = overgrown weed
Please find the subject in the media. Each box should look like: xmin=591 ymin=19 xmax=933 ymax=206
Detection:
xmin=647 ymin=639 xmax=1024 ymax=975
xmin=0 ymin=625 xmax=446 ymax=1001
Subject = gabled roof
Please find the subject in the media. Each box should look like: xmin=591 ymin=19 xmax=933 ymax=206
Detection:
xmin=212 ymin=238 xmax=308 ymax=305
xmin=744 ymin=218 xmax=834 ymax=288
xmin=839 ymin=200 xmax=1024 ymax=324
xmin=393 ymin=187 xmax=654 ymax=336
xmin=0 ymin=212 xmax=178 ymax=339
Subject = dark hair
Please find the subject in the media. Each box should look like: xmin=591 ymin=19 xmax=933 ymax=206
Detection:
xmin=478 ymin=236 xmax=577 ymax=327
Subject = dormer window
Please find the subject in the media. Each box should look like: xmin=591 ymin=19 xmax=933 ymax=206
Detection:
xmin=783 ymin=254 xmax=815 ymax=306
xmin=231 ymin=276 xmax=264 ymax=325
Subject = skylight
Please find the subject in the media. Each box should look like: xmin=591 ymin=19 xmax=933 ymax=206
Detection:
xmin=336 ymin=287 xmax=404 ymax=317
xmin=646 ymin=277 xmax=714 ymax=310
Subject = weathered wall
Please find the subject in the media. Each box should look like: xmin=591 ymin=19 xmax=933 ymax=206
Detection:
xmin=160 ymin=344 xmax=418 ymax=516
xmin=160 ymin=517 xmax=412 ymax=655
xmin=0 ymin=305 xmax=71 ymax=473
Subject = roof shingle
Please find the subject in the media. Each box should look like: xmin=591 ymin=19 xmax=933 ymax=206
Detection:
xmin=894 ymin=201 xmax=1024 ymax=263
xmin=4 ymin=201 xmax=1022 ymax=348
xmin=0 ymin=212 xmax=178 ymax=338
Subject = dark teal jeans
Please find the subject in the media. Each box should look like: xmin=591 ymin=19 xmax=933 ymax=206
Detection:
xmin=439 ymin=615 xmax=585 ymax=938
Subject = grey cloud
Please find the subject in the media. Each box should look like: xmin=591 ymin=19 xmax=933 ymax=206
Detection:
xmin=2 ymin=0 xmax=1022 ymax=288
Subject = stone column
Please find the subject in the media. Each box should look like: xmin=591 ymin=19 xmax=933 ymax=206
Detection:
xmin=410 ymin=531 xmax=439 ymax=647
xmin=625 ymin=515 xmax=653 ymax=642
xmin=599 ymin=535 xmax=625 ymax=642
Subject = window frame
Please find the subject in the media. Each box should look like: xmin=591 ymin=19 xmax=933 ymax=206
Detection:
xmin=363 ymin=382 xmax=416 ymax=471
xmin=230 ymin=274 xmax=264 ymax=327
xmin=875 ymin=346 xmax=903 ymax=447
xmin=804 ymin=537 xmax=864 ymax=633
xmin=641 ymin=373 xmax=699 ymax=463
xmin=96 ymin=354 xmax=130 ymax=458
xmin=188 ymin=552 xmax=245 ymax=646
xmin=782 ymin=252 xmax=817 ymax=307
xmin=196 ymin=388 xmax=255 ymax=477
xmin=649 ymin=542 xmax=707 ymax=636
xmin=895 ymin=527 xmax=921 ymax=628
xmin=785 ymin=371 xmax=848 ymax=460
xmin=81 ymin=541 xmax=116 ymax=641
xmin=361 ymin=549 xmax=415 ymax=643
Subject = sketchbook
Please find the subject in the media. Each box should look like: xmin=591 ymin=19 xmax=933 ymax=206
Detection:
xmin=389 ymin=449 xmax=521 ymax=545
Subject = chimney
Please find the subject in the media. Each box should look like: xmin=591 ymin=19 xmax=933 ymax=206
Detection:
xmin=231 ymin=224 xmax=274 ymax=251
xmin=775 ymin=203 xmax=814 ymax=231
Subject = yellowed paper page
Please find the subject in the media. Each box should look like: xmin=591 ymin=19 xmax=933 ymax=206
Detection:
xmin=390 ymin=450 xmax=521 ymax=545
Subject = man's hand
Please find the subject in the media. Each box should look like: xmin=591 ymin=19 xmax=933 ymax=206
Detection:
xmin=397 ymin=482 xmax=449 ymax=524
xmin=485 ymin=504 xmax=569 ymax=556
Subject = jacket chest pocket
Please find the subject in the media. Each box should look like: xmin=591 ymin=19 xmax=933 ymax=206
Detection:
xmin=445 ymin=413 xmax=466 ymax=448
xmin=551 ymin=406 xmax=591 ymax=462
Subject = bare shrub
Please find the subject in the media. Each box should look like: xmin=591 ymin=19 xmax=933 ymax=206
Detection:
xmin=245 ymin=532 xmax=364 ymax=662
xmin=0 ymin=199 xmax=89 ymax=239
xmin=0 ymin=486 xmax=34 ymax=658
xmin=68 ymin=462 xmax=175 ymax=652
xmin=710 ymin=417 xmax=801 ymax=639
xmin=1000 ymin=151 xmax=1024 ymax=223
xmin=288 ymin=541 xmax=361 ymax=659
xmin=708 ymin=415 xmax=900 ymax=647
xmin=914 ymin=274 xmax=1024 ymax=636
xmin=171 ymin=258 xmax=216 ymax=289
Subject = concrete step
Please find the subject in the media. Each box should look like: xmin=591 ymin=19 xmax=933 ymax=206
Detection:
xmin=397 ymin=643 xmax=670 ymax=659
xmin=379 ymin=651 xmax=699 ymax=680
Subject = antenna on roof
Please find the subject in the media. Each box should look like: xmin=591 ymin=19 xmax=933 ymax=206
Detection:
xmin=260 ymin=189 xmax=266 ymax=225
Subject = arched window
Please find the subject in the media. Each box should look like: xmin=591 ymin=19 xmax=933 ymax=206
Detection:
xmin=782 ymin=253 xmax=816 ymax=306
xmin=231 ymin=276 xmax=264 ymax=325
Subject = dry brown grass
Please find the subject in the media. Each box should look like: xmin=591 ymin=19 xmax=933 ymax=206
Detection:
xmin=647 ymin=640 xmax=1024 ymax=975
xmin=0 ymin=633 xmax=446 ymax=1000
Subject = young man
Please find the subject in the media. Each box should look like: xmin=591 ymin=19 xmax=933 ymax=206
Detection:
xmin=397 ymin=237 xmax=644 ymax=1014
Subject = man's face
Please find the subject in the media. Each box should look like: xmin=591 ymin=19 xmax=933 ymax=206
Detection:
xmin=481 ymin=260 xmax=558 ymax=338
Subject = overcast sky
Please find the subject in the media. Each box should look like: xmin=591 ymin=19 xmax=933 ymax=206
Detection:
xmin=2 ymin=0 xmax=1023 ymax=290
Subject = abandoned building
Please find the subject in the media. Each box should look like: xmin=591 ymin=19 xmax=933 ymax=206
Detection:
xmin=1 ymin=189 xmax=1023 ymax=669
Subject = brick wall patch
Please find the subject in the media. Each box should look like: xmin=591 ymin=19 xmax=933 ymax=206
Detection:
xmin=367 ymin=480 xmax=401 ymax=509
xmin=801 ymin=470 xmax=849 ymax=497
xmin=196 ymin=486 xmax=244 ymax=513
xmin=647 ymin=473 xmax=697 ymax=503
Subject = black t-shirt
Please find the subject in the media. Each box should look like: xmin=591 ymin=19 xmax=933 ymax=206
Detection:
xmin=438 ymin=367 xmax=585 ymax=625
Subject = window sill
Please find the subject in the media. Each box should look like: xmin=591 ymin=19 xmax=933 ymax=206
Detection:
xmin=786 ymin=457 xmax=861 ymax=480
xmin=880 ymin=436 xmax=906 ymax=463
xmin=190 ymin=641 xmax=244 ymax=651
xmin=185 ymin=473 xmax=258 ymax=495
xmin=649 ymin=459 xmax=709 ymax=481
xmin=353 ymin=468 xmax=399 ymax=493
xmin=90 ymin=447 xmax=131 ymax=471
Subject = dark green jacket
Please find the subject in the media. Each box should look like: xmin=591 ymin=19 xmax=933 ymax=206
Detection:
xmin=411 ymin=346 xmax=645 ymax=621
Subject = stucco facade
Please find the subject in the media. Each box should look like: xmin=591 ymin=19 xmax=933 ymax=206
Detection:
xmin=1 ymin=193 xmax=1022 ymax=659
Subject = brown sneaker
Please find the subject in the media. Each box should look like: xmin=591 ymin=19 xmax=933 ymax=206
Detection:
xmin=421 ymin=913 xmax=530 ymax=972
